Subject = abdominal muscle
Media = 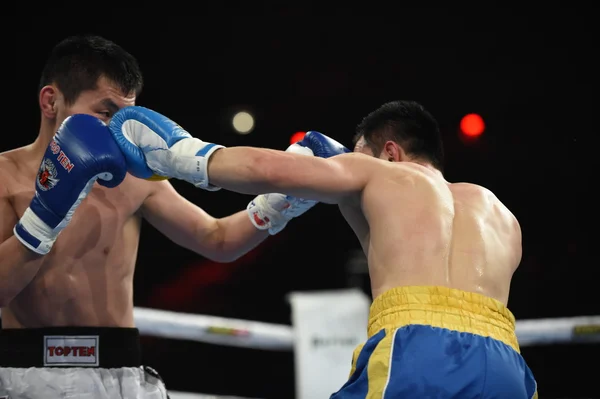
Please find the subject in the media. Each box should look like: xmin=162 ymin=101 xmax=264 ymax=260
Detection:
xmin=2 ymin=215 xmax=141 ymax=328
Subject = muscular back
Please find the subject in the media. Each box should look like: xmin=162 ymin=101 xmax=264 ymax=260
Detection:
xmin=0 ymin=146 xmax=151 ymax=328
xmin=339 ymin=162 xmax=521 ymax=305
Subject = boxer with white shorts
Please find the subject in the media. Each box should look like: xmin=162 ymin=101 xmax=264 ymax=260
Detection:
xmin=0 ymin=36 xmax=313 ymax=399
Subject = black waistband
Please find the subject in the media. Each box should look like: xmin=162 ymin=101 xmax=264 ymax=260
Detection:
xmin=0 ymin=327 xmax=141 ymax=368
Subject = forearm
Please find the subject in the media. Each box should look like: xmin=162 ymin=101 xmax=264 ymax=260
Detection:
xmin=213 ymin=210 xmax=269 ymax=262
xmin=207 ymin=147 xmax=356 ymax=204
xmin=208 ymin=147 xmax=293 ymax=196
xmin=0 ymin=236 xmax=44 ymax=306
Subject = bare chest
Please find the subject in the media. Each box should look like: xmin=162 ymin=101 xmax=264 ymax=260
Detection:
xmin=9 ymin=173 xmax=148 ymax=256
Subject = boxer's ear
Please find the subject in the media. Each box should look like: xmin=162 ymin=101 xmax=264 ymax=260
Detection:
xmin=39 ymin=85 xmax=58 ymax=119
xmin=383 ymin=140 xmax=405 ymax=162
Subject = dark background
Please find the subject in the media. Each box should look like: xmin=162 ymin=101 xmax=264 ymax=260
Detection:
xmin=2 ymin=8 xmax=594 ymax=398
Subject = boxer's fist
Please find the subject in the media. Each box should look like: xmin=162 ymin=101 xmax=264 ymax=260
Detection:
xmin=14 ymin=114 xmax=127 ymax=255
xmin=109 ymin=106 xmax=224 ymax=190
xmin=247 ymin=193 xmax=316 ymax=235
xmin=289 ymin=131 xmax=351 ymax=158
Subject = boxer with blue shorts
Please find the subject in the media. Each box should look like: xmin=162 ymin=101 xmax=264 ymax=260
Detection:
xmin=330 ymin=286 xmax=537 ymax=398
xmin=110 ymin=101 xmax=538 ymax=398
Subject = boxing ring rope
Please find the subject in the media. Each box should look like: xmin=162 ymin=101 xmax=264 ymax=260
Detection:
xmin=133 ymin=307 xmax=600 ymax=399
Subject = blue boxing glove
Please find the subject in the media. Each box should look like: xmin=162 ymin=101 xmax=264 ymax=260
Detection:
xmin=14 ymin=114 xmax=127 ymax=255
xmin=246 ymin=131 xmax=350 ymax=234
xmin=291 ymin=130 xmax=351 ymax=158
xmin=109 ymin=106 xmax=224 ymax=190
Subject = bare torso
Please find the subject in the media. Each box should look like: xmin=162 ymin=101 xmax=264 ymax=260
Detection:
xmin=0 ymin=145 xmax=153 ymax=328
xmin=339 ymin=162 xmax=521 ymax=305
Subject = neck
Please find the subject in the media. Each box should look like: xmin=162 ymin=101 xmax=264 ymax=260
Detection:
xmin=31 ymin=118 xmax=57 ymax=158
xmin=406 ymin=157 xmax=443 ymax=178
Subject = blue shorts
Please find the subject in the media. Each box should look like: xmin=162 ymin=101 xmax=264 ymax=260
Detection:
xmin=330 ymin=286 xmax=537 ymax=399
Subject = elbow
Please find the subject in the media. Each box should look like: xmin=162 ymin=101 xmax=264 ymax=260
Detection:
xmin=203 ymin=247 xmax=243 ymax=263
xmin=190 ymin=242 xmax=239 ymax=263
xmin=192 ymin=220 xmax=244 ymax=263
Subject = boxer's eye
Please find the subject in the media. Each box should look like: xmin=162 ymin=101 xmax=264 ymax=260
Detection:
xmin=98 ymin=111 xmax=111 ymax=118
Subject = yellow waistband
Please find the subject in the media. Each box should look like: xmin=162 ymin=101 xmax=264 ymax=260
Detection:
xmin=368 ymin=286 xmax=519 ymax=353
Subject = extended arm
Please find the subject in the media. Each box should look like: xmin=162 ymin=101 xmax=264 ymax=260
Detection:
xmin=108 ymin=108 xmax=346 ymax=237
xmin=107 ymin=107 xmax=363 ymax=203
xmin=141 ymin=180 xmax=269 ymax=262
xmin=208 ymin=147 xmax=370 ymax=204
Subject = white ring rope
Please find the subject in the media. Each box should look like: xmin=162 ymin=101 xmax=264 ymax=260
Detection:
xmin=134 ymin=307 xmax=600 ymax=349
xmin=134 ymin=307 xmax=293 ymax=350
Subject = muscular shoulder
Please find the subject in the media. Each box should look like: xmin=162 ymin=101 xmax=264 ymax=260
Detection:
xmin=333 ymin=154 xmax=430 ymax=189
xmin=0 ymin=147 xmax=24 ymax=169
xmin=369 ymin=160 xmax=437 ymax=188
xmin=331 ymin=152 xmax=377 ymax=167
xmin=451 ymin=182 xmax=520 ymax=229
xmin=451 ymin=182 xmax=499 ymax=208
xmin=0 ymin=149 xmax=24 ymax=196
xmin=331 ymin=152 xmax=394 ymax=179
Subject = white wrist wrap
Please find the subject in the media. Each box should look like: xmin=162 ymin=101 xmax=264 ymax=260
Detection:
xmin=145 ymin=137 xmax=224 ymax=190
xmin=13 ymin=207 xmax=57 ymax=255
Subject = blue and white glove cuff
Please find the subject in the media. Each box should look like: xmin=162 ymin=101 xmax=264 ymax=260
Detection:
xmin=145 ymin=137 xmax=225 ymax=191
xmin=13 ymin=207 xmax=57 ymax=255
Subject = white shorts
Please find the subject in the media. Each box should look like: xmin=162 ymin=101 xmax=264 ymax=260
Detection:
xmin=0 ymin=327 xmax=169 ymax=399
xmin=0 ymin=366 xmax=168 ymax=399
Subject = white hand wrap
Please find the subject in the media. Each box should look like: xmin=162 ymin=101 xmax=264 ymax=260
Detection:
xmin=247 ymin=193 xmax=317 ymax=235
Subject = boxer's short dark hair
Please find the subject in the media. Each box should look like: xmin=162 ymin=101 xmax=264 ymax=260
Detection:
xmin=39 ymin=35 xmax=144 ymax=105
xmin=354 ymin=100 xmax=444 ymax=171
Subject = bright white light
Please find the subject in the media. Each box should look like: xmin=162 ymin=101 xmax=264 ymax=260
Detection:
xmin=232 ymin=111 xmax=254 ymax=134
